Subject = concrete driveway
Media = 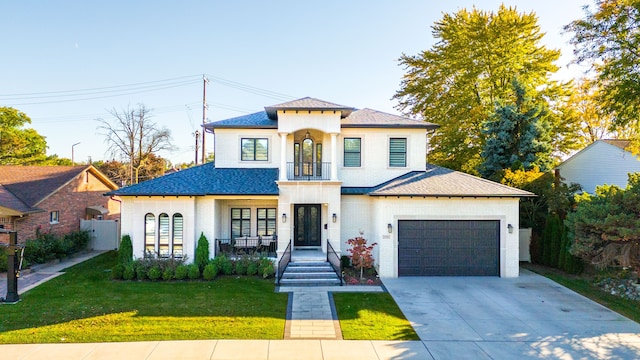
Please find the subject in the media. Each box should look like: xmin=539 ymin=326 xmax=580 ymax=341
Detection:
xmin=383 ymin=269 xmax=640 ymax=359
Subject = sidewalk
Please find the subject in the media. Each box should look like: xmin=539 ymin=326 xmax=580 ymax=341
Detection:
xmin=3 ymin=339 xmax=433 ymax=360
xmin=0 ymin=251 xmax=107 ymax=298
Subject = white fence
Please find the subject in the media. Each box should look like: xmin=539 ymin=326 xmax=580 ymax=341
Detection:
xmin=80 ymin=219 xmax=120 ymax=251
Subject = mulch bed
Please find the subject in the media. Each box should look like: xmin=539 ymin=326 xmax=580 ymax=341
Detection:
xmin=342 ymin=267 xmax=382 ymax=286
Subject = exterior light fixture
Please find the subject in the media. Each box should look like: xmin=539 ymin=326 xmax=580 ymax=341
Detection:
xmin=305 ymin=130 xmax=311 ymax=139
xmin=508 ymin=224 xmax=513 ymax=234
xmin=332 ymin=213 xmax=337 ymax=223
xmin=282 ymin=213 xmax=287 ymax=223
xmin=387 ymin=223 xmax=392 ymax=233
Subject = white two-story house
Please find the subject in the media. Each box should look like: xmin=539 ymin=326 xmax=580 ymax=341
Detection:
xmin=111 ymin=97 xmax=531 ymax=278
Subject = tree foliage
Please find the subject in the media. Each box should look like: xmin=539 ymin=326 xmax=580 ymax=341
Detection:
xmin=0 ymin=107 xmax=47 ymax=165
xmin=480 ymin=80 xmax=553 ymax=179
xmin=566 ymin=174 xmax=640 ymax=270
xmin=346 ymin=235 xmax=377 ymax=280
xmin=565 ymin=0 xmax=640 ymax=128
xmin=97 ymin=104 xmax=173 ymax=185
xmin=395 ymin=5 xmax=573 ymax=173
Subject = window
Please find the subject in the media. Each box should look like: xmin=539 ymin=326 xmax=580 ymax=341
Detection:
xmin=389 ymin=138 xmax=407 ymax=167
xmin=158 ymin=213 xmax=170 ymax=258
xmin=241 ymin=138 xmax=268 ymax=161
xmin=231 ymin=208 xmax=251 ymax=238
xmin=49 ymin=211 xmax=59 ymax=224
xmin=172 ymin=214 xmax=183 ymax=258
xmin=144 ymin=213 xmax=155 ymax=254
xmin=344 ymin=138 xmax=361 ymax=167
xmin=257 ymin=208 xmax=277 ymax=236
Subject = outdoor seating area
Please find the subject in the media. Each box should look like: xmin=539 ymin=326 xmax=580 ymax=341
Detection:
xmin=216 ymin=236 xmax=277 ymax=258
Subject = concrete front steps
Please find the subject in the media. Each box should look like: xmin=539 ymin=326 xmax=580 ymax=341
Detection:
xmin=279 ymin=261 xmax=342 ymax=286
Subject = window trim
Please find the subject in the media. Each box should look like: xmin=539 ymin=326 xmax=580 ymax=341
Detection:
xmin=172 ymin=213 xmax=183 ymax=258
xmin=343 ymin=137 xmax=362 ymax=167
xmin=241 ymin=138 xmax=269 ymax=161
xmin=144 ymin=213 xmax=156 ymax=255
xmin=231 ymin=208 xmax=251 ymax=238
xmin=389 ymin=137 xmax=407 ymax=167
xmin=158 ymin=213 xmax=170 ymax=258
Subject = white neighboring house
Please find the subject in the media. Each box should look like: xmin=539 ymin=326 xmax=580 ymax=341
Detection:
xmin=109 ymin=97 xmax=532 ymax=278
xmin=557 ymin=139 xmax=640 ymax=194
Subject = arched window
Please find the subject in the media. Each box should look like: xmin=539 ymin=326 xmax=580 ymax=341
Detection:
xmin=144 ymin=213 xmax=155 ymax=255
xmin=158 ymin=213 xmax=170 ymax=258
xmin=172 ymin=214 xmax=183 ymax=258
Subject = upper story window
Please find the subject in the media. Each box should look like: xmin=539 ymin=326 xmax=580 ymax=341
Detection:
xmin=49 ymin=211 xmax=59 ymax=224
xmin=389 ymin=138 xmax=407 ymax=167
xmin=241 ymin=138 xmax=268 ymax=161
xmin=344 ymin=138 xmax=361 ymax=167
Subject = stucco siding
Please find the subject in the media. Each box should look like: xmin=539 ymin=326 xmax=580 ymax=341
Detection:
xmin=214 ymin=128 xmax=279 ymax=168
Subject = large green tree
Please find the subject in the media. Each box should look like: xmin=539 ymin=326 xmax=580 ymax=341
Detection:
xmin=565 ymin=0 xmax=640 ymax=128
xmin=395 ymin=5 xmax=574 ymax=173
xmin=480 ymin=80 xmax=553 ymax=179
xmin=0 ymin=107 xmax=49 ymax=165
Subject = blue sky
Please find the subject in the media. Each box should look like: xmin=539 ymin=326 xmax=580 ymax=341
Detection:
xmin=0 ymin=1 xmax=589 ymax=165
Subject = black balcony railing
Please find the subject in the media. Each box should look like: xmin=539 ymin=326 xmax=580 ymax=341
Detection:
xmin=286 ymin=162 xmax=331 ymax=180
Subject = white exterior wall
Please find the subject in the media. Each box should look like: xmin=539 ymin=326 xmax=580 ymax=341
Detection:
xmin=214 ymin=128 xmax=280 ymax=168
xmin=558 ymin=141 xmax=640 ymax=193
xmin=276 ymin=182 xmax=342 ymax=254
xmin=338 ymin=128 xmax=427 ymax=187
xmin=340 ymin=196 xmax=520 ymax=278
xmin=194 ymin=197 xmax=216 ymax=256
xmin=120 ymin=197 xmax=197 ymax=260
xmin=277 ymin=111 xmax=341 ymax=134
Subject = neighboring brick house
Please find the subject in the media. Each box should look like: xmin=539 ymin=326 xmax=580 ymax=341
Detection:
xmin=0 ymin=165 xmax=120 ymax=244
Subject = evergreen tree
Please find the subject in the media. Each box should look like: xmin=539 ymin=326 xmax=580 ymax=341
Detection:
xmin=480 ymin=80 xmax=553 ymax=179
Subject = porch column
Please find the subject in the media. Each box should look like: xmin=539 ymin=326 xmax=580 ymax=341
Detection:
xmin=330 ymin=133 xmax=338 ymax=181
xmin=279 ymin=132 xmax=288 ymax=181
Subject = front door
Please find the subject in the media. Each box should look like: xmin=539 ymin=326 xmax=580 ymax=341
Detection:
xmin=294 ymin=204 xmax=321 ymax=247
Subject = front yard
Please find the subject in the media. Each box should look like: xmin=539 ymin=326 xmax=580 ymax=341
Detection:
xmin=0 ymin=252 xmax=416 ymax=343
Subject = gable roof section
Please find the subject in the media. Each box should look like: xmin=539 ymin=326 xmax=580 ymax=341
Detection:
xmin=342 ymin=165 xmax=533 ymax=197
xmin=265 ymin=97 xmax=354 ymax=120
xmin=0 ymin=184 xmax=39 ymax=215
xmin=109 ymin=163 xmax=279 ymax=196
xmin=342 ymin=108 xmax=438 ymax=129
xmin=557 ymin=139 xmax=637 ymax=170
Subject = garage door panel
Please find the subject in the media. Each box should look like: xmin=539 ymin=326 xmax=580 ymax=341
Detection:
xmin=398 ymin=220 xmax=499 ymax=276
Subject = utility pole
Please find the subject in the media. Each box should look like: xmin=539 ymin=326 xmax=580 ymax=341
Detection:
xmin=201 ymin=74 xmax=209 ymax=164
xmin=72 ymin=142 xmax=80 ymax=166
xmin=195 ymin=130 xmax=200 ymax=165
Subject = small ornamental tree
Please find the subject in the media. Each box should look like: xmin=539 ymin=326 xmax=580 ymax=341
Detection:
xmin=346 ymin=235 xmax=377 ymax=280
xmin=118 ymin=235 xmax=133 ymax=266
xmin=195 ymin=232 xmax=210 ymax=271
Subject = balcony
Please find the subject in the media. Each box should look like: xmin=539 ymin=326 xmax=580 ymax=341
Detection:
xmin=286 ymin=162 xmax=331 ymax=181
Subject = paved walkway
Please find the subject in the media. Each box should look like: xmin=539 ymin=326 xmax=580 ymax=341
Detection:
xmin=4 ymin=340 xmax=432 ymax=360
xmin=0 ymin=251 xmax=107 ymax=300
xmin=278 ymin=286 xmax=384 ymax=340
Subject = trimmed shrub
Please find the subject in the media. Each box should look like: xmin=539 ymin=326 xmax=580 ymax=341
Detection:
xmin=195 ymin=233 xmax=210 ymax=271
xmin=246 ymin=262 xmax=258 ymax=276
xmin=135 ymin=265 xmax=147 ymax=280
xmin=148 ymin=267 xmax=162 ymax=281
xmin=123 ymin=265 xmax=136 ymax=280
xmin=258 ymin=257 xmax=275 ymax=279
xmin=174 ymin=264 xmax=188 ymax=280
xmin=111 ymin=264 xmax=125 ymax=279
xmin=162 ymin=268 xmax=175 ymax=281
xmin=118 ymin=235 xmax=133 ymax=266
xmin=234 ymin=259 xmax=247 ymax=275
xmin=203 ymin=263 xmax=218 ymax=280
xmin=187 ymin=263 xmax=201 ymax=280
xmin=340 ymin=255 xmax=351 ymax=269
xmin=212 ymin=254 xmax=233 ymax=275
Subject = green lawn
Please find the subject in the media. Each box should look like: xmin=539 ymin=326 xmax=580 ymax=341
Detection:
xmin=333 ymin=292 xmax=419 ymax=340
xmin=0 ymin=252 xmax=288 ymax=343
xmin=0 ymin=252 xmax=417 ymax=343
xmin=524 ymin=264 xmax=640 ymax=324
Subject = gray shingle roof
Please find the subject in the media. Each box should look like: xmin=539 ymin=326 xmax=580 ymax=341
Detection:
xmin=265 ymin=97 xmax=354 ymax=119
xmin=108 ymin=163 xmax=279 ymax=196
xmin=205 ymin=111 xmax=277 ymax=130
xmin=343 ymin=108 xmax=438 ymax=129
xmin=342 ymin=165 xmax=534 ymax=197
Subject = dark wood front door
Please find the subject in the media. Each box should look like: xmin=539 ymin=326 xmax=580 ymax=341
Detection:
xmin=294 ymin=204 xmax=321 ymax=247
